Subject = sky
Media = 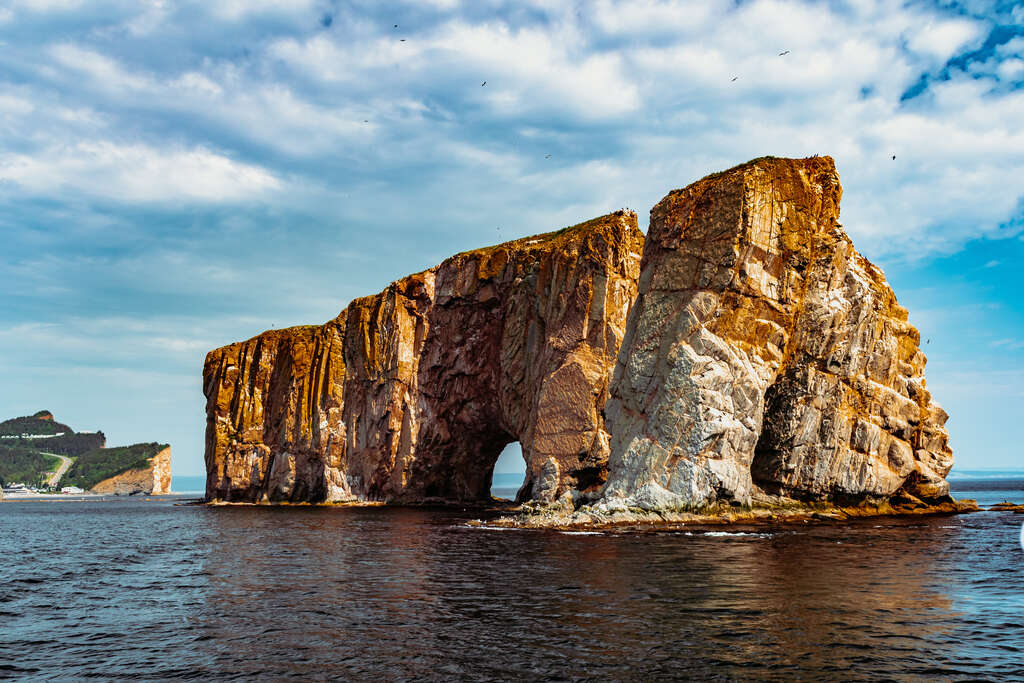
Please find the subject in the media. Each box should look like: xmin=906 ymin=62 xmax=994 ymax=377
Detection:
xmin=1 ymin=0 xmax=1022 ymax=477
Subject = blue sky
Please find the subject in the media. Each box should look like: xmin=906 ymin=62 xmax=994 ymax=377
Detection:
xmin=1 ymin=0 xmax=1022 ymax=476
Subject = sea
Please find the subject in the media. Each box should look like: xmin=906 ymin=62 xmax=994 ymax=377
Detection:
xmin=1 ymin=472 xmax=1022 ymax=680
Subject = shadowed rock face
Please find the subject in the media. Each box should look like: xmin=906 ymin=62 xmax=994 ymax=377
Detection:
xmin=204 ymin=212 xmax=643 ymax=503
xmin=598 ymin=156 xmax=953 ymax=512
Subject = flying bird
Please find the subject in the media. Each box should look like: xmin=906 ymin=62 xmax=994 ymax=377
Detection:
xmin=481 ymin=81 xmax=486 ymax=86
xmin=779 ymin=50 xmax=790 ymax=56
xmin=892 ymin=155 xmax=896 ymax=160
xmin=394 ymin=24 xmax=398 ymax=28
xmin=731 ymin=76 xmax=739 ymax=82
xmin=545 ymin=154 xmax=551 ymax=158
xmin=400 ymin=38 xmax=406 ymax=42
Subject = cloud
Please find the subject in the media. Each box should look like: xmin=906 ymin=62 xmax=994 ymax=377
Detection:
xmin=50 ymin=43 xmax=149 ymax=91
xmin=0 ymin=142 xmax=281 ymax=202
xmin=203 ymin=0 xmax=318 ymax=21
xmin=271 ymin=19 xmax=641 ymax=120
xmin=905 ymin=18 xmax=986 ymax=61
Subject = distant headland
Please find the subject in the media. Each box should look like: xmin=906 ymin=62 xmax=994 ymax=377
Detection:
xmin=0 ymin=410 xmax=170 ymax=498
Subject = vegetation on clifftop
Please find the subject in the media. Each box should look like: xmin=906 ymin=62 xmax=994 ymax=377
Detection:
xmin=21 ymin=432 xmax=106 ymax=457
xmin=63 ymin=443 xmax=168 ymax=490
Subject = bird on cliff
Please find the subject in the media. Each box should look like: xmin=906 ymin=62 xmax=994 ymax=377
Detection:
xmin=779 ymin=50 xmax=790 ymax=56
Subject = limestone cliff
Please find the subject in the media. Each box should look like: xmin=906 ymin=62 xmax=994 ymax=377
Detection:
xmin=91 ymin=446 xmax=172 ymax=496
xmin=204 ymin=212 xmax=644 ymax=503
xmin=594 ymin=156 xmax=952 ymax=515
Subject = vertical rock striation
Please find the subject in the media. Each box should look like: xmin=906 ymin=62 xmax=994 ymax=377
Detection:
xmin=597 ymin=156 xmax=953 ymax=514
xmin=204 ymin=212 xmax=644 ymax=503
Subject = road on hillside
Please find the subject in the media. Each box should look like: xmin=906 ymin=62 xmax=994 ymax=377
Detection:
xmin=45 ymin=453 xmax=73 ymax=487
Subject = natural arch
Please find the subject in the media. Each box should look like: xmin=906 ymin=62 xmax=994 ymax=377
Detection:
xmin=490 ymin=442 xmax=527 ymax=500
xmin=204 ymin=211 xmax=644 ymax=504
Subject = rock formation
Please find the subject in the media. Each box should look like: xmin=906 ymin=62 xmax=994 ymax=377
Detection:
xmin=203 ymin=155 xmax=955 ymax=516
xmin=91 ymin=446 xmax=172 ymax=496
xmin=204 ymin=213 xmax=644 ymax=503
xmin=595 ymin=156 xmax=953 ymax=514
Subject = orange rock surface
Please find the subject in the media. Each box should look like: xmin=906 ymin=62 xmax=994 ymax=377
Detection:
xmin=204 ymin=212 xmax=643 ymax=503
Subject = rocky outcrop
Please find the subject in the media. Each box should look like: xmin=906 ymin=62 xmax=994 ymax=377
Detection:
xmin=91 ymin=446 xmax=172 ymax=496
xmin=204 ymin=213 xmax=644 ymax=503
xmin=203 ymin=155 xmax=955 ymax=517
xmin=593 ymin=156 xmax=952 ymax=516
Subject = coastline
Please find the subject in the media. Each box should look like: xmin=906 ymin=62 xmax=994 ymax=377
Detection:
xmin=198 ymin=495 xmax=998 ymax=529
xmin=481 ymin=498 xmax=983 ymax=531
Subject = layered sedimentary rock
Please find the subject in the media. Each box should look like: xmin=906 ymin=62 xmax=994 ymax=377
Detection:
xmin=596 ymin=156 xmax=953 ymax=513
xmin=204 ymin=213 xmax=643 ymax=503
xmin=91 ymin=446 xmax=172 ymax=496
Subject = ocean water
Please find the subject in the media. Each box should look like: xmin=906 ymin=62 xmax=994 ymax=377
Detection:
xmin=1 ymin=479 xmax=1022 ymax=680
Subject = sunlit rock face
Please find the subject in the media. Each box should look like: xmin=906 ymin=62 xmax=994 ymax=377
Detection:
xmin=598 ymin=156 xmax=953 ymax=512
xmin=203 ymin=212 xmax=643 ymax=503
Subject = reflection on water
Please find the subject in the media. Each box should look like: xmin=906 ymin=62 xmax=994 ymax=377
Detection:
xmin=2 ymin=486 xmax=1023 ymax=680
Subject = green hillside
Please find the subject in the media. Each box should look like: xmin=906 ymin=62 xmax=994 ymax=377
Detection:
xmin=63 ymin=442 xmax=168 ymax=490
xmin=22 ymin=432 xmax=105 ymax=457
xmin=0 ymin=410 xmax=74 ymax=436
xmin=0 ymin=444 xmax=61 ymax=487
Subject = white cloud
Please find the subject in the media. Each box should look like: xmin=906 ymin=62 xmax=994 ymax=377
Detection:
xmin=905 ymin=18 xmax=986 ymax=61
xmin=50 ymin=43 xmax=150 ymax=91
xmin=11 ymin=0 xmax=85 ymax=11
xmin=203 ymin=0 xmax=317 ymax=21
xmin=0 ymin=142 xmax=281 ymax=202
xmin=272 ymin=20 xmax=641 ymax=119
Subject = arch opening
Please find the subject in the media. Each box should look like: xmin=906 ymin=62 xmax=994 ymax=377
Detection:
xmin=489 ymin=442 xmax=527 ymax=500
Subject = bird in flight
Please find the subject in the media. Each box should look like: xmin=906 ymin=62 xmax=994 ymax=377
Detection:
xmin=779 ymin=50 xmax=790 ymax=56
xmin=545 ymin=154 xmax=551 ymax=158
xmin=400 ymin=39 xmax=406 ymax=42
xmin=892 ymin=155 xmax=896 ymax=160
xmin=481 ymin=81 xmax=486 ymax=86
xmin=731 ymin=76 xmax=738 ymax=82
xmin=394 ymin=24 xmax=398 ymax=28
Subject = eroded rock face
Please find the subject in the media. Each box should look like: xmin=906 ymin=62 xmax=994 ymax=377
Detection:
xmin=204 ymin=212 xmax=643 ymax=503
xmin=91 ymin=446 xmax=172 ymax=496
xmin=598 ymin=156 xmax=953 ymax=512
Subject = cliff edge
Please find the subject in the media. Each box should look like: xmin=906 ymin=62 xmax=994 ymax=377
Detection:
xmin=89 ymin=446 xmax=172 ymax=496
